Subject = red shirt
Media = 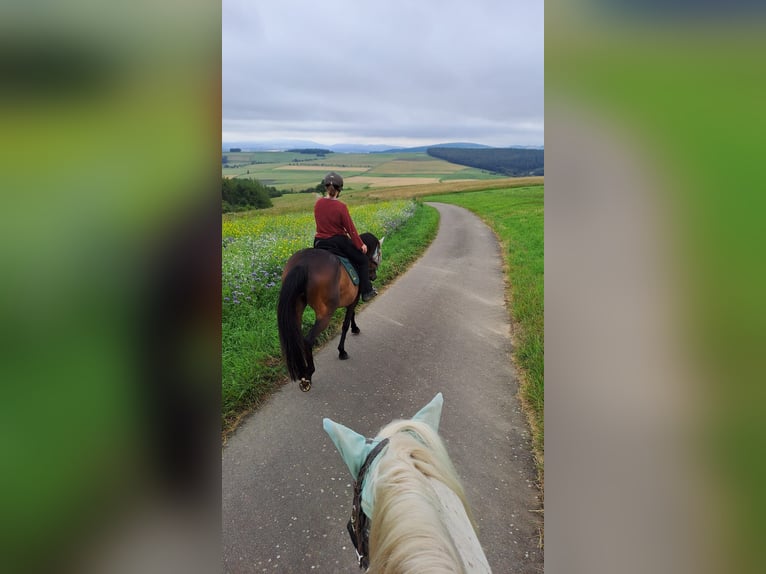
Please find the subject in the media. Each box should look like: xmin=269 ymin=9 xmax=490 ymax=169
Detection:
xmin=314 ymin=197 xmax=364 ymax=250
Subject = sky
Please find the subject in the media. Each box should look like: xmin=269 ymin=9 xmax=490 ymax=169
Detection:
xmin=222 ymin=0 xmax=543 ymax=148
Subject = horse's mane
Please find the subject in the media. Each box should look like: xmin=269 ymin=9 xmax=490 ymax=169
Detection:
xmin=367 ymin=419 xmax=477 ymax=574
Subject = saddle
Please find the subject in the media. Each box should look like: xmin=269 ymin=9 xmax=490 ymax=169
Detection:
xmin=337 ymin=256 xmax=360 ymax=286
xmin=314 ymin=241 xmax=360 ymax=286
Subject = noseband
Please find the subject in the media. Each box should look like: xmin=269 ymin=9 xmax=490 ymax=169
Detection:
xmin=347 ymin=437 xmax=389 ymax=570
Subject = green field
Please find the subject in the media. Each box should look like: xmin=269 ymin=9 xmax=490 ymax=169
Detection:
xmin=222 ymin=151 xmax=508 ymax=191
xmin=223 ymin=175 xmax=545 ymax=217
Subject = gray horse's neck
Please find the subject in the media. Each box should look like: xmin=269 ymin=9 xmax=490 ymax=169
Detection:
xmin=429 ymin=479 xmax=492 ymax=573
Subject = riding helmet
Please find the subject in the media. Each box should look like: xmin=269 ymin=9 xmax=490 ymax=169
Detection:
xmin=322 ymin=171 xmax=344 ymax=189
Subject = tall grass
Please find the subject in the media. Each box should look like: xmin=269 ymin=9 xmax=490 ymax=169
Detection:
xmin=426 ymin=186 xmax=545 ymax=475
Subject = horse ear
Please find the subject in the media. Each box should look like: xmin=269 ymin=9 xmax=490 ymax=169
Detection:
xmin=323 ymin=418 xmax=374 ymax=480
xmin=411 ymin=393 xmax=444 ymax=433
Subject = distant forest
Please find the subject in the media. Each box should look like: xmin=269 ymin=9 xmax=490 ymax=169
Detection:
xmin=222 ymin=177 xmax=281 ymax=213
xmin=426 ymin=147 xmax=544 ymax=176
xmin=287 ymin=148 xmax=333 ymax=156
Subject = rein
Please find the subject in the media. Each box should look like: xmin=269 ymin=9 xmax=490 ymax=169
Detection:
xmin=347 ymin=437 xmax=389 ymax=570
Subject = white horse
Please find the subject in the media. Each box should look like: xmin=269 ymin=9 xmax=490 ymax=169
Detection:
xmin=323 ymin=393 xmax=492 ymax=573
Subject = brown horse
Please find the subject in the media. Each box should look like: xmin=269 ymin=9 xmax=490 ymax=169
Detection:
xmin=277 ymin=233 xmax=382 ymax=391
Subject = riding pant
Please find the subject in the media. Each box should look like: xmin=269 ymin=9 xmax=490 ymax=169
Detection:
xmin=313 ymin=235 xmax=373 ymax=294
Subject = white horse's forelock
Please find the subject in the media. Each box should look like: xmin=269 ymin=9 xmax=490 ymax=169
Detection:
xmin=366 ymin=420 xmax=490 ymax=573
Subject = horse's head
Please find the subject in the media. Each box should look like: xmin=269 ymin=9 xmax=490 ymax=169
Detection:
xmin=323 ymin=393 xmax=443 ymax=482
xmin=323 ymin=394 xmax=452 ymax=569
xmin=324 ymin=394 xmax=488 ymax=571
xmin=360 ymin=233 xmax=383 ymax=282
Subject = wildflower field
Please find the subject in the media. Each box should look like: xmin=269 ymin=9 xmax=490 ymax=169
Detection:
xmin=222 ymin=199 xmax=425 ymax=428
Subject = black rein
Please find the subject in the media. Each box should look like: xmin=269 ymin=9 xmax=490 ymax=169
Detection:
xmin=347 ymin=437 xmax=390 ymax=570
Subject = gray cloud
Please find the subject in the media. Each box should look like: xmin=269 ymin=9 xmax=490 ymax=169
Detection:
xmin=223 ymin=0 xmax=543 ymax=147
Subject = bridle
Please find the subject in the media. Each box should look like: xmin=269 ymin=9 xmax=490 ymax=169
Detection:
xmin=347 ymin=437 xmax=389 ymax=570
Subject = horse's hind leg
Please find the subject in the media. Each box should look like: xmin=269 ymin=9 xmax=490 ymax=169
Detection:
xmin=306 ymin=312 xmax=332 ymax=350
xmin=299 ymin=345 xmax=314 ymax=392
xmin=299 ymin=313 xmax=331 ymax=390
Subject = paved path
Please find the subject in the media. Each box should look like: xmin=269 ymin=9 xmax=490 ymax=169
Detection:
xmin=222 ymin=202 xmax=543 ymax=573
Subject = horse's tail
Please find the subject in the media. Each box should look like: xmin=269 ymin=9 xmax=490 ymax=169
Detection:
xmin=277 ymin=263 xmax=308 ymax=381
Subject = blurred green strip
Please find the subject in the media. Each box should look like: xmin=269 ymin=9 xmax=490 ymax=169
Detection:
xmin=549 ymin=24 xmax=766 ymax=572
xmin=0 ymin=5 xmax=220 ymax=572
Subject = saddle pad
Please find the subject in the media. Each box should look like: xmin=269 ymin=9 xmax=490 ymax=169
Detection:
xmin=338 ymin=256 xmax=360 ymax=286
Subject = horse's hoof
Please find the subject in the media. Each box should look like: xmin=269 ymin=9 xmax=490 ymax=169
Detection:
xmin=299 ymin=378 xmax=311 ymax=392
xmin=339 ymin=351 xmax=349 ymax=360
xmin=351 ymin=328 xmax=360 ymax=335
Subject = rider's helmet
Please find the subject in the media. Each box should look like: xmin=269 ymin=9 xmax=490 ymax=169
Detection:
xmin=322 ymin=171 xmax=344 ymax=191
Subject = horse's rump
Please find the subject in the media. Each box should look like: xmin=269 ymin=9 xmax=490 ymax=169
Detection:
xmin=277 ymin=232 xmax=380 ymax=388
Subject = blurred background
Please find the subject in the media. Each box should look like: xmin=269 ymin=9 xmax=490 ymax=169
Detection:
xmin=2 ymin=1 xmax=765 ymax=573
xmin=546 ymin=1 xmax=766 ymax=574
xmin=0 ymin=3 xmax=220 ymax=573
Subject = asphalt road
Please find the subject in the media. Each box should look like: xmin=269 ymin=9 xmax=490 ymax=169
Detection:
xmin=222 ymin=202 xmax=543 ymax=573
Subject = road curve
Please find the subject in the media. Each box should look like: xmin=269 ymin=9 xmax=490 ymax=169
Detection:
xmin=222 ymin=202 xmax=543 ymax=573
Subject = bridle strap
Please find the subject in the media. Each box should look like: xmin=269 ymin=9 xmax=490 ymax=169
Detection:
xmin=348 ymin=437 xmax=389 ymax=570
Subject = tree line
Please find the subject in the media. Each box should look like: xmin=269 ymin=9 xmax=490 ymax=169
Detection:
xmin=287 ymin=148 xmax=333 ymax=156
xmin=222 ymin=177 xmax=281 ymax=213
xmin=426 ymin=147 xmax=544 ymax=176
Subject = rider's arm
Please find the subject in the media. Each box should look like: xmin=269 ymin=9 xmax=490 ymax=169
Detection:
xmin=340 ymin=205 xmax=365 ymax=251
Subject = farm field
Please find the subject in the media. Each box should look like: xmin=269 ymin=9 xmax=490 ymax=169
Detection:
xmin=231 ymin=175 xmax=545 ymax=216
xmin=222 ymin=150 xmax=510 ymax=191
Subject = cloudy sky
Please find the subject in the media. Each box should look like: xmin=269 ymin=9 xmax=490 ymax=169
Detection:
xmin=223 ymin=0 xmax=543 ymax=148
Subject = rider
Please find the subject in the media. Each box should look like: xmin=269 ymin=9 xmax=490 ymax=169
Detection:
xmin=313 ymin=172 xmax=378 ymax=302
